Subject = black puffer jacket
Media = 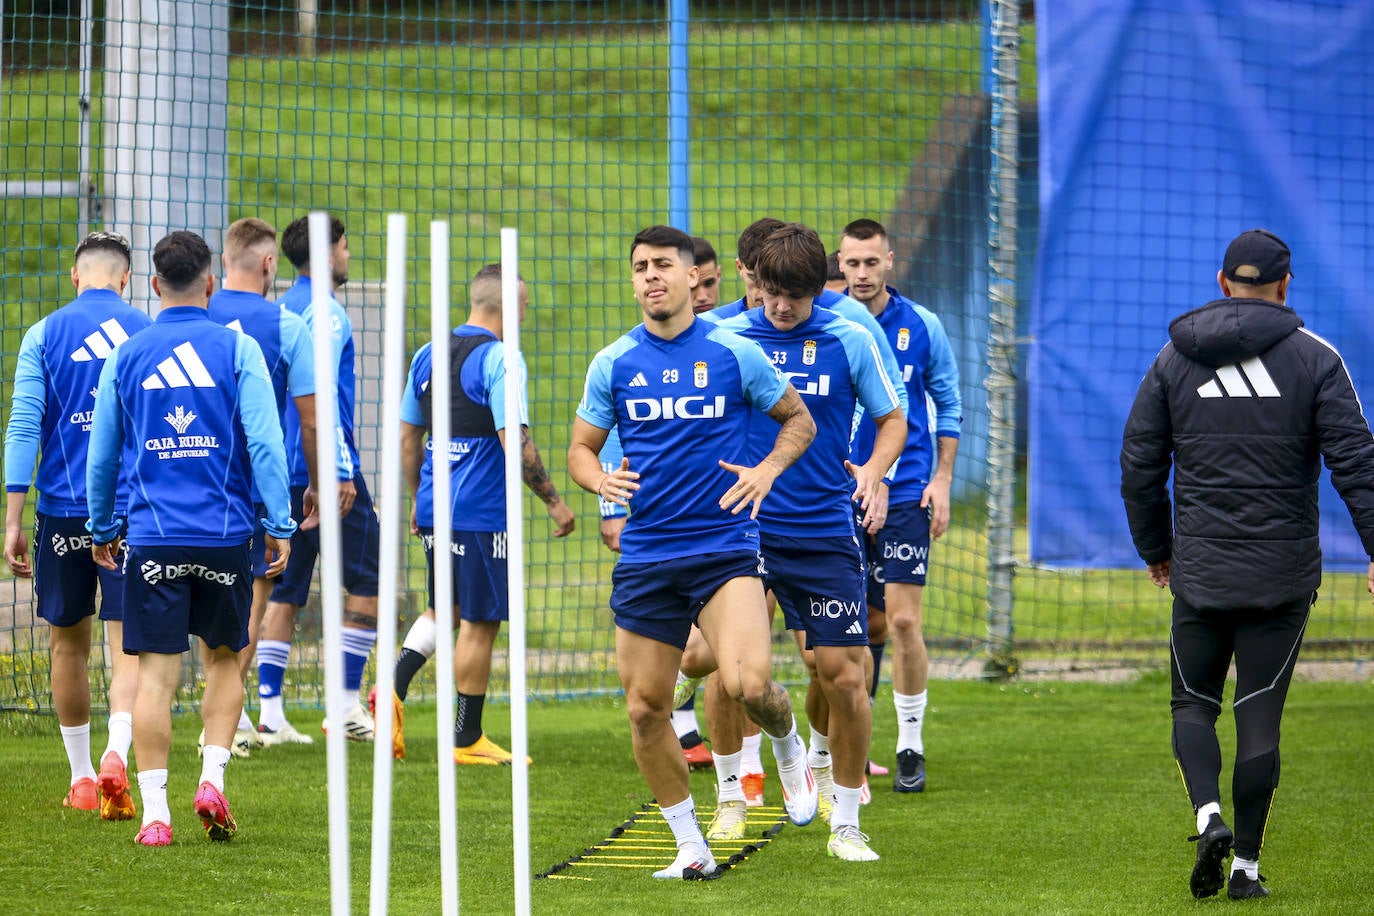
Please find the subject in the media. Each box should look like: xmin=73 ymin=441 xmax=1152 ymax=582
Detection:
xmin=1121 ymin=297 xmax=1374 ymax=610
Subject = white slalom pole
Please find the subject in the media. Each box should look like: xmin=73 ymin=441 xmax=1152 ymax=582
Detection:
xmin=430 ymin=221 xmax=460 ymax=916
xmin=501 ymin=227 xmax=531 ymax=915
xmin=369 ymin=213 xmax=407 ymax=915
xmin=309 ymin=211 xmax=349 ymax=916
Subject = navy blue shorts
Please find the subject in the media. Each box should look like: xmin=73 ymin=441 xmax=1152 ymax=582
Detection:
xmin=420 ymin=528 xmax=508 ymax=623
xmin=876 ymin=500 xmax=931 ymax=587
xmin=33 ymin=514 xmax=126 ymax=627
xmin=858 ymin=512 xmax=886 ymax=611
xmin=763 ymin=532 xmax=868 ymax=648
xmin=122 ymin=542 xmax=252 ymax=654
xmin=269 ymin=478 xmax=381 ymax=606
xmin=610 ymin=550 xmax=763 ymax=650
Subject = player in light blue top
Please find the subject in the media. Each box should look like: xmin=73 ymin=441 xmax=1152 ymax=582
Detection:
xmin=705 ymin=223 xmax=906 ymax=862
xmin=692 ymin=223 xmax=910 ymax=800
xmin=258 ymin=214 xmax=380 ymax=745
xmin=205 ymin=216 xmax=335 ymax=756
xmin=597 ymin=235 xmax=724 ymax=772
xmin=374 ymin=266 xmax=573 ymax=765
xmin=568 ymin=225 xmax=819 ymax=879
xmin=839 ymin=217 xmax=963 ymax=795
xmin=3 ymin=231 xmax=152 ymax=818
xmin=86 ymin=231 xmax=295 ymax=847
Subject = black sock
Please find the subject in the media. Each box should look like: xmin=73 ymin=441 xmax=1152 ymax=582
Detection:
xmin=679 ymin=730 xmax=704 ymax=749
xmin=393 ymin=648 xmax=429 ymax=702
xmin=454 ymin=692 xmax=486 ymax=747
xmin=869 ymin=642 xmax=886 ymax=699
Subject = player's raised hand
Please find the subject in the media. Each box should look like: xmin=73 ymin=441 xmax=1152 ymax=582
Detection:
xmin=4 ymin=526 xmax=31 ymax=578
xmin=596 ymin=458 xmax=640 ymax=508
xmin=718 ymin=458 xmax=781 ymax=519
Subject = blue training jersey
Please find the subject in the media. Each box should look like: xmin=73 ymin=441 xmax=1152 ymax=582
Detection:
xmin=577 ymin=317 xmax=789 ymax=563
xmin=703 ymin=297 xmax=749 ymax=323
xmin=400 ymin=326 xmax=530 ymax=532
xmin=278 ymin=275 xmax=358 ymax=486
xmin=596 ymin=292 xmax=755 ymax=521
xmin=208 ymin=288 xmax=333 ymax=501
xmin=815 ymin=289 xmax=910 ymax=419
xmin=847 ymin=286 xmax=962 ymax=504
xmin=86 ymin=306 xmax=296 ymax=547
xmin=717 ymin=306 xmax=901 ymax=537
xmin=4 ymin=288 xmax=153 ymax=516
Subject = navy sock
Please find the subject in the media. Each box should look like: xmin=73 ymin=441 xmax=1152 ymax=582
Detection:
xmin=454 ymin=692 xmax=486 ymax=747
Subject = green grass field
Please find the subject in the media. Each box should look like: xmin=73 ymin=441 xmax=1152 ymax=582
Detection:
xmin=3 ymin=676 xmax=1372 ymax=913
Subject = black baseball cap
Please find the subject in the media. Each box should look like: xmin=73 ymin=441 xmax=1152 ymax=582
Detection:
xmin=74 ymin=230 xmax=132 ymax=264
xmin=1222 ymin=229 xmax=1291 ymax=285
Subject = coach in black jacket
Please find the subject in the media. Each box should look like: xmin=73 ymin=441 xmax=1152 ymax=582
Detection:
xmin=1121 ymin=229 xmax=1374 ymax=902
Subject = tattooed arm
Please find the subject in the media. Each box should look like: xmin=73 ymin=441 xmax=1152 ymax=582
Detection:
xmin=498 ymin=426 xmax=575 ymax=537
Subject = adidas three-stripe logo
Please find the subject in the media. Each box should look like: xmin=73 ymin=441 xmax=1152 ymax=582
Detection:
xmin=141 ymin=342 xmax=216 ymax=390
xmin=844 ymin=620 xmax=864 ymax=636
xmin=627 ymin=371 xmax=648 ymax=388
xmin=1197 ymin=357 xmax=1280 ymax=399
xmin=69 ymin=319 xmax=131 ymax=361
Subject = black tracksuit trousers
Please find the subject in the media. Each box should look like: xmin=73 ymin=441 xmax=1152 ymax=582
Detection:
xmin=1169 ymin=592 xmax=1312 ymax=860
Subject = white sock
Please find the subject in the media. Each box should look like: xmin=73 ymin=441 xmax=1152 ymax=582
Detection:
xmin=741 ymin=732 xmax=764 ymax=774
xmin=659 ymin=796 xmax=705 ymax=849
xmin=237 ymin=709 xmax=253 ymax=731
xmin=1231 ymin=855 xmax=1259 ymax=880
xmin=105 ymin=712 xmax=133 ymax=765
xmin=894 ymin=690 xmax=927 ymax=754
xmin=402 ymin=613 xmax=437 ymax=656
xmin=767 ymin=718 xmax=805 ymax=768
xmin=1196 ymin=801 xmax=1222 ymax=835
xmin=342 ymin=688 xmax=360 ymax=710
xmin=713 ymin=751 xmax=746 ymax=803
xmin=670 ymin=707 xmax=699 ymax=740
xmin=138 ymin=768 xmax=170 ymax=827
xmin=199 ymin=746 xmax=231 ymax=791
xmin=807 ymin=730 xmax=831 ymax=769
xmin=60 ymin=723 xmax=96 ymax=782
xmin=259 ymin=695 xmax=286 ymax=731
xmin=832 ymin=783 xmax=862 ymax=831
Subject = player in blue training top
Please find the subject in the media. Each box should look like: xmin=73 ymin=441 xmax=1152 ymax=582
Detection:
xmin=597 ymin=234 xmax=723 ymax=773
xmin=568 ymin=225 xmax=819 ymax=879
xmin=203 ymin=216 xmax=333 ymax=758
xmin=839 ymin=217 xmax=963 ymax=794
xmin=684 ymin=221 xmax=911 ymax=804
xmin=826 ymin=245 xmax=892 ymax=780
xmin=3 ymin=231 xmax=151 ymax=819
xmin=86 ymin=230 xmax=296 ymax=847
xmin=370 ymin=265 xmax=574 ymax=763
xmin=258 ymin=214 xmax=381 ymax=745
xmin=703 ymin=223 xmax=906 ymax=862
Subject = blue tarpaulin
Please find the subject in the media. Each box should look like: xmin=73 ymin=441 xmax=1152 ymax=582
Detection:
xmin=1031 ymin=0 xmax=1374 ymax=569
